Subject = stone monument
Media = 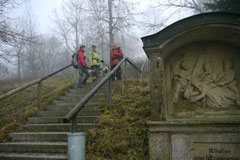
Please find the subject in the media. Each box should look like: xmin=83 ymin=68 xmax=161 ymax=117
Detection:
xmin=141 ymin=12 xmax=240 ymax=160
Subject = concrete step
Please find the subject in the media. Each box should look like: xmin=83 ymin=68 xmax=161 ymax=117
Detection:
xmin=0 ymin=152 xmax=67 ymax=160
xmin=52 ymin=101 xmax=101 ymax=105
xmin=0 ymin=141 xmax=67 ymax=153
xmin=23 ymin=123 xmax=94 ymax=132
xmin=73 ymin=82 xmax=109 ymax=88
xmin=57 ymin=96 xmax=107 ymax=103
xmin=46 ymin=106 xmax=100 ymax=113
xmin=67 ymin=85 xmax=108 ymax=92
xmin=36 ymin=109 xmax=103 ymax=117
xmin=9 ymin=132 xmax=69 ymax=142
xmin=64 ymin=92 xmax=108 ymax=99
xmin=68 ymin=88 xmax=108 ymax=94
xmin=28 ymin=116 xmax=100 ymax=124
xmin=49 ymin=101 xmax=101 ymax=109
xmin=68 ymin=86 xmax=108 ymax=94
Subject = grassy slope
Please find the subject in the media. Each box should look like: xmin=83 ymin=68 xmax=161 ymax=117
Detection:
xmin=87 ymin=79 xmax=151 ymax=160
xmin=0 ymin=76 xmax=74 ymax=142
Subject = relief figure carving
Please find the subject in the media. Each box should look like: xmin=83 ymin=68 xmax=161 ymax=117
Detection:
xmin=173 ymin=56 xmax=194 ymax=104
xmin=215 ymin=60 xmax=240 ymax=105
xmin=172 ymin=51 xmax=240 ymax=108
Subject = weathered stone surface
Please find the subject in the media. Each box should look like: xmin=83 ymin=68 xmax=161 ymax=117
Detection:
xmin=149 ymin=133 xmax=170 ymax=160
xmin=165 ymin=42 xmax=240 ymax=119
xmin=148 ymin=120 xmax=240 ymax=160
xmin=172 ymin=133 xmax=240 ymax=160
xmin=142 ymin=12 xmax=240 ymax=160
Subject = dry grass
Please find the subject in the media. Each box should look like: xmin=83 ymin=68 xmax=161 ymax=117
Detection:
xmin=0 ymin=76 xmax=74 ymax=142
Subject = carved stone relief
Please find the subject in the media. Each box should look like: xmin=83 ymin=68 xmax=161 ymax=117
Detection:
xmin=165 ymin=42 xmax=240 ymax=119
xmin=173 ymin=54 xmax=240 ymax=108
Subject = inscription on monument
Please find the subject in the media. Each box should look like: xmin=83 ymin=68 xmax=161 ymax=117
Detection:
xmin=190 ymin=143 xmax=240 ymax=160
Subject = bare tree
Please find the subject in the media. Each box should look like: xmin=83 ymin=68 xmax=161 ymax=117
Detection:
xmin=53 ymin=0 xmax=87 ymax=55
xmin=18 ymin=6 xmax=41 ymax=79
xmin=0 ymin=0 xmax=28 ymax=77
xmin=0 ymin=0 xmax=27 ymax=43
xmin=12 ymin=23 xmax=25 ymax=81
xmin=37 ymin=35 xmax=70 ymax=76
xmin=153 ymin=0 xmax=209 ymax=13
xmin=87 ymin=0 xmax=136 ymax=63
xmin=139 ymin=0 xmax=211 ymax=35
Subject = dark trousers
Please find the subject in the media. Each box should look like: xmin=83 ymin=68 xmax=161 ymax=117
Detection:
xmin=78 ymin=64 xmax=90 ymax=87
xmin=111 ymin=65 xmax=121 ymax=80
xmin=92 ymin=65 xmax=101 ymax=78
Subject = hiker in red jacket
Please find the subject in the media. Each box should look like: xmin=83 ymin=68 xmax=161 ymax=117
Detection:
xmin=110 ymin=43 xmax=124 ymax=80
xmin=77 ymin=45 xmax=90 ymax=88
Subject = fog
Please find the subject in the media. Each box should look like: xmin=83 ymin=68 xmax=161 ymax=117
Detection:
xmin=0 ymin=0 xmax=206 ymax=81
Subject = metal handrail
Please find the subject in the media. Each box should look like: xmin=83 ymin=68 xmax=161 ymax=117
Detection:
xmin=140 ymin=59 xmax=148 ymax=72
xmin=63 ymin=57 xmax=142 ymax=132
xmin=140 ymin=59 xmax=148 ymax=80
xmin=0 ymin=64 xmax=72 ymax=107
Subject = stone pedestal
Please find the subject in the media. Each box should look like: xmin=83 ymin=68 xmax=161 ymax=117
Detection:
xmin=148 ymin=120 xmax=240 ymax=160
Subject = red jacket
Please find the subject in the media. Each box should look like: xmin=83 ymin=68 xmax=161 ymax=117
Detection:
xmin=110 ymin=47 xmax=123 ymax=67
xmin=77 ymin=49 xmax=87 ymax=67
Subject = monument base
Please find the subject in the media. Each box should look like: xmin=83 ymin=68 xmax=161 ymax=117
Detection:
xmin=148 ymin=120 xmax=240 ymax=160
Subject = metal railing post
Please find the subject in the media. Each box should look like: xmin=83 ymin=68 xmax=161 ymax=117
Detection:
xmin=72 ymin=115 xmax=77 ymax=133
xmin=108 ymin=78 xmax=112 ymax=104
xmin=74 ymin=69 xmax=77 ymax=87
xmin=124 ymin=60 xmax=127 ymax=82
xmin=37 ymin=82 xmax=41 ymax=108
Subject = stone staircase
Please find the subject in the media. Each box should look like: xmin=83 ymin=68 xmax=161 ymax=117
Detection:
xmin=0 ymin=82 xmax=109 ymax=160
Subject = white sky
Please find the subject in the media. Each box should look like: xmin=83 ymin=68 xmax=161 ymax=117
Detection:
xmin=9 ymin=0 xmax=163 ymax=34
xmin=30 ymin=0 xmax=63 ymax=33
xmin=8 ymin=0 xmax=196 ymax=35
xmin=9 ymin=0 xmax=64 ymax=34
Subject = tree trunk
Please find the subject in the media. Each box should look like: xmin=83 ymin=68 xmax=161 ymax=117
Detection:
xmin=17 ymin=50 xmax=21 ymax=82
xmin=75 ymin=21 xmax=79 ymax=53
xmin=108 ymin=0 xmax=114 ymax=49
xmin=101 ymin=32 xmax=104 ymax=61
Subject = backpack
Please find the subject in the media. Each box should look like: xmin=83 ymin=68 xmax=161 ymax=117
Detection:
xmin=72 ymin=53 xmax=78 ymax=69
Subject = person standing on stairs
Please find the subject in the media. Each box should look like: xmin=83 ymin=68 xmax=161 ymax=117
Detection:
xmin=89 ymin=45 xmax=103 ymax=79
xmin=77 ymin=45 xmax=90 ymax=88
xmin=110 ymin=43 xmax=124 ymax=81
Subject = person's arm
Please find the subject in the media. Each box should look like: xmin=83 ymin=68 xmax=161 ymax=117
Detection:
xmin=117 ymin=48 xmax=123 ymax=58
xmin=89 ymin=52 xmax=93 ymax=66
xmin=113 ymin=48 xmax=123 ymax=59
xmin=190 ymin=84 xmax=206 ymax=102
xmin=119 ymin=48 xmax=123 ymax=56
